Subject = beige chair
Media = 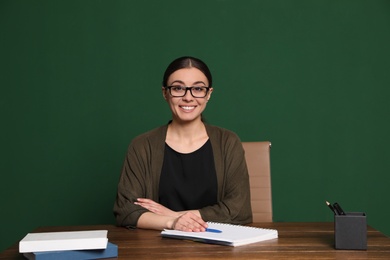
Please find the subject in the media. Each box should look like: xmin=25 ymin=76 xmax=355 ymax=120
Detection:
xmin=242 ymin=141 xmax=273 ymax=222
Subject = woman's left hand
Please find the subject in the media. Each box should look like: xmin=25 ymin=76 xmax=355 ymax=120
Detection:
xmin=135 ymin=198 xmax=179 ymax=218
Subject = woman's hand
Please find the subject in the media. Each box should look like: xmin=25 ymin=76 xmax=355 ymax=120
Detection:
xmin=171 ymin=211 xmax=208 ymax=232
xmin=135 ymin=198 xmax=208 ymax=232
xmin=135 ymin=198 xmax=179 ymax=218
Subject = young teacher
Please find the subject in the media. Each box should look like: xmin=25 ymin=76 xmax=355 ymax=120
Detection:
xmin=113 ymin=56 xmax=252 ymax=232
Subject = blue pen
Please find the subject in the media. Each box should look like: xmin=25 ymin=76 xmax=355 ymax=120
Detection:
xmin=205 ymin=228 xmax=222 ymax=233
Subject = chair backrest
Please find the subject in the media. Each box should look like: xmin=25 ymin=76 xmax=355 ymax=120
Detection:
xmin=242 ymin=141 xmax=273 ymax=222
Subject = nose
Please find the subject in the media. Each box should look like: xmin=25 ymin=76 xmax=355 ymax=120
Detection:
xmin=182 ymin=88 xmax=193 ymax=100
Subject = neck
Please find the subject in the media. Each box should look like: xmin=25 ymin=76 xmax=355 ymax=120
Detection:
xmin=168 ymin=118 xmax=205 ymax=140
xmin=166 ymin=119 xmax=209 ymax=153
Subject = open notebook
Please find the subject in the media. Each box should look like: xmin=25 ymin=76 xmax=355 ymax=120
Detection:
xmin=161 ymin=222 xmax=278 ymax=247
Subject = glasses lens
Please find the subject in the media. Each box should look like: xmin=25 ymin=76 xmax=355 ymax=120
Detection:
xmin=191 ymin=87 xmax=208 ymax=97
xmin=169 ymin=86 xmax=186 ymax=97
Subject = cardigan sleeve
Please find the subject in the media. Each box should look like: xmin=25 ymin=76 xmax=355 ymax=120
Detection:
xmin=113 ymin=126 xmax=167 ymax=228
xmin=199 ymin=126 xmax=253 ymax=224
xmin=113 ymin=140 xmax=150 ymax=228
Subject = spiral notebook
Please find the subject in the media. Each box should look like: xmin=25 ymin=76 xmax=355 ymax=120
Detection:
xmin=161 ymin=222 xmax=278 ymax=247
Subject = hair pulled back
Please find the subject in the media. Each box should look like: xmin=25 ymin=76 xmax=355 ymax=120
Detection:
xmin=162 ymin=56 xmax=212 ymax=87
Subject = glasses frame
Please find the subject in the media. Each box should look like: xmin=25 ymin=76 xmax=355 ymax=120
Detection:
xmin=164 ymin=86 xmax=211 ymax=98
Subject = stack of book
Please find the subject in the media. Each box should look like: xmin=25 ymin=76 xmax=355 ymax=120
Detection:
xmin=19 ymin=230 xmax=118 ymax=260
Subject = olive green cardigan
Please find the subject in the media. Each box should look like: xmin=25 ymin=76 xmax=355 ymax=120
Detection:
xmin=113 ymin=123 xmax=252 ymax=228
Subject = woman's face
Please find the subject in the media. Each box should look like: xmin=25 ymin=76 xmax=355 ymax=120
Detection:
xmin=163 ymin=67 xmax=213 ymax=123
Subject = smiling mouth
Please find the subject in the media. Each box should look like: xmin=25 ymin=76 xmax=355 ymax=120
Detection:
xmin=180 ymin=106 xmax=196 ymax=111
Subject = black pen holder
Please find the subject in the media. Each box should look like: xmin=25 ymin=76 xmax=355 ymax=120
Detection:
xmin=334 ymin=212 xmax=367 ymax=250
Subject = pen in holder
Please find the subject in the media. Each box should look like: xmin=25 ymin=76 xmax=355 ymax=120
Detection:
xmin=334 ymin=212 xmax=367 ymax=250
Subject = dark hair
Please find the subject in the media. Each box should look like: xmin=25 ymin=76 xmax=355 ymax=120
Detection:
xmin=162 ymin=56 xmax=213 ymax=87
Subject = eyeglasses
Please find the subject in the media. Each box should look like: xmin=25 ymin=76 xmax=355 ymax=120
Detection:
xmin=164 ymin=86 xmax=210 ymax=98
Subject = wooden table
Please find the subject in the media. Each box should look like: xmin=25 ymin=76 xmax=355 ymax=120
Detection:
xmin=1 ymin=222 xmax=389 ymax=259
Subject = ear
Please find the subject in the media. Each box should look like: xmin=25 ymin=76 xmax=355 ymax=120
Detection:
xmin=206 ymin=87 xmax=213 ymax=101
xmin=162 ymin=87 xmax=168 ymax=100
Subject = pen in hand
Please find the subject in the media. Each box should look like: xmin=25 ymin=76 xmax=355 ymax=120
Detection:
xmin=325 ymin=201 xmax=338 ymax=215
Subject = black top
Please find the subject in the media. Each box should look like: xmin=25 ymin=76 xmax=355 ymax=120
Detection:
xmin=159 ymin=139 xmax=218 ymax=211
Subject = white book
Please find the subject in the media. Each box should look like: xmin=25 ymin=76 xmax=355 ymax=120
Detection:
xmin=161 ymin=222 xmax=278 ymax=247
xmin=19 ymin=230 xmax=108 ymax=253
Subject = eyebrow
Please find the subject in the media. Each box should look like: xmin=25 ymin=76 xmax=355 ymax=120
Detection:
xmin=169 ymin=80 xmax=207 ymax=86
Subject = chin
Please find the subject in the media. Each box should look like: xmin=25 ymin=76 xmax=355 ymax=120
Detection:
xmin=175 ymin=115 xmax=202 ymax=123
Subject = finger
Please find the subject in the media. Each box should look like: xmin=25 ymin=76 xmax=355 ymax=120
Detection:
xmin=137 ymin=198 xmax=157 ymax=205
xmin=178 ymin=222 xmax=194 ymax=232
xmin=183 ymin=212 xmax=207 ymax=229
xmin=176 ymin=214 xmax=205 ymax=232
xmin=134 ymin=202 xmax=156 ymax=211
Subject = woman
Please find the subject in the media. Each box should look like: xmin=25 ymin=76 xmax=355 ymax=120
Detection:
xmin=113 ymin=56 xmax=252 ymax=232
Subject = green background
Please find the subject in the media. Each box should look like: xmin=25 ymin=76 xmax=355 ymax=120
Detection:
xmin=1 ymin=0 xmax=389 ymax=251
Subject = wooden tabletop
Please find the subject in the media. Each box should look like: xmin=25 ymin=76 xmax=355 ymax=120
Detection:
xmin=1 ymin=222 xmax=389 ymax=259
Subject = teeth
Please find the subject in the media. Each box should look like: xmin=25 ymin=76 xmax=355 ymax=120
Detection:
xmin=181 ymin=106 xmax=195 ymax=110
